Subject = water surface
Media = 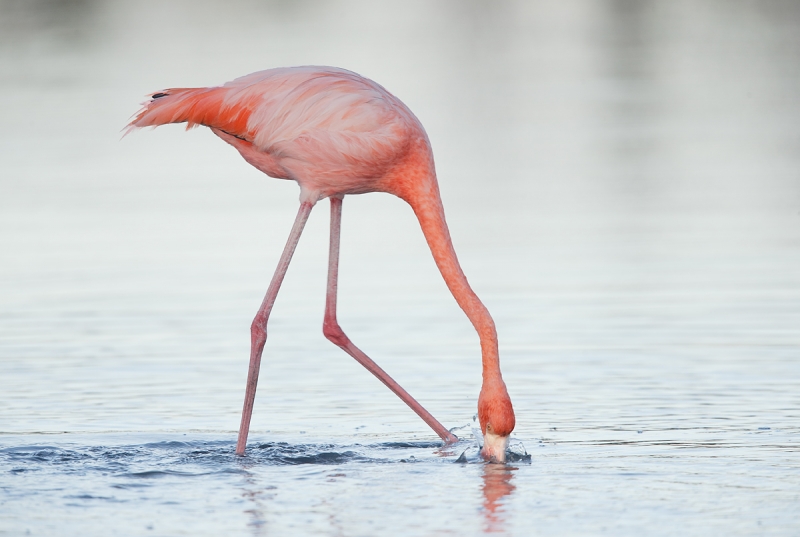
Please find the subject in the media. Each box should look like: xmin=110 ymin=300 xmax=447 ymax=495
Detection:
xmin=1 ymin=0 xmax=799 ymax=535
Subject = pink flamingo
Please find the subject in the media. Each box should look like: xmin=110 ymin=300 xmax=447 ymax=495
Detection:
xmin=128 ymin=66 xmax=515 ymax=460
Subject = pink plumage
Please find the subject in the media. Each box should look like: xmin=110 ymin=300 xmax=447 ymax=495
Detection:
xmin=129 ymin=66 xmax=515 ymax=460
xmin=130 ymin=66 xmax=427 ymax=202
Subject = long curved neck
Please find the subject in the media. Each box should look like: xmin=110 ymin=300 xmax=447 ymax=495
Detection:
xmin=403 ymin=175 xmax=502 ymax=383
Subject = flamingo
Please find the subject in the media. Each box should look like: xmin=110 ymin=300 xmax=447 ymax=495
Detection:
xmin=128 ymin=66 xmax=515 ymax=460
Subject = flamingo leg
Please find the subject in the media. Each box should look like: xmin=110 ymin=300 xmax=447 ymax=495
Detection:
xmin=322 ymin=197 xmax=458 ymax=444
xmin=236 ymin=201 xmax=314 ymax=455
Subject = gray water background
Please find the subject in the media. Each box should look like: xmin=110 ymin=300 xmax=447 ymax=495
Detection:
xmin=1 ymin=0 xmax=799 ymax=535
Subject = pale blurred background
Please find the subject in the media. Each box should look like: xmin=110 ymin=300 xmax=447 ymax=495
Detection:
xmin=1 ymin=0 xmax=798 ymax=430
xmin=1 ymin=1 xmax=799 ymax=535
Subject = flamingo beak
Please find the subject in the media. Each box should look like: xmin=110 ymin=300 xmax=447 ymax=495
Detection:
xmin=481 ymin=430 xmax=510 ymax=463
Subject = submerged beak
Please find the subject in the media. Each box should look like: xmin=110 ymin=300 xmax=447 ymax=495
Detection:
xmin=481 ymin=431 xmax=510 ymax=463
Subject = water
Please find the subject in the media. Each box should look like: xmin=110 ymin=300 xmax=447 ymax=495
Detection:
xmin=1 ymin=0 xmax=800 ymax=535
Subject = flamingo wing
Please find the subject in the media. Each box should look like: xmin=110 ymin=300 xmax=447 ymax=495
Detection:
xmin=128 ymin=67 xmax=415 ymax=183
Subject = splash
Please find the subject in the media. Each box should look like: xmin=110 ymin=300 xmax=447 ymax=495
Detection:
xmin=451 ymin=417 xmax=532 ymax=464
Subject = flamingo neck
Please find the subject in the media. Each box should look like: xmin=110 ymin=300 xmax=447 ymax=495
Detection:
xmin=387 ymin=143 xmax=515 ymax=437
xmin=396 ymin=168 xmax=503 ymax=384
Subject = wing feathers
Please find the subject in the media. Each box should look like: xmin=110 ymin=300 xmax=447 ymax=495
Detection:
xmin=127 ymin=87 xmax=258 ymax=140
xmin=127 ymin=67 xmax=420 ymax=182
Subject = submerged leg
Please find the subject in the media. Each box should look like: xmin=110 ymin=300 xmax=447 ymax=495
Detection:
xmin=236 ymin=202 xmax=314 ymax=456
xmin=322 ymin=197 xmax=458 ymax=444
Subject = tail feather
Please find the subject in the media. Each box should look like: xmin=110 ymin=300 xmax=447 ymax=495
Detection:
xmin=126 ymin=86 xmax=257 ymax=139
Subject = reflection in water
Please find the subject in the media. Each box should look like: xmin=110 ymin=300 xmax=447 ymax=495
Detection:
xmin=481 ymin=464 xmax=517 ymax=534
xmin=236 ymin=459 xmax=272 ymax=536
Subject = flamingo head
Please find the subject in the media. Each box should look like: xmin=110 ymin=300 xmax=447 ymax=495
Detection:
xmin=478 ymin=380 xmax=516 ymax=463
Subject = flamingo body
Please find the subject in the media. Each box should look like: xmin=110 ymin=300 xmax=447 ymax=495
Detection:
xmin=131 ymin=66 xmax=423 ymax=202
xmin=129 ymin=66 xmax=515 ymax=460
